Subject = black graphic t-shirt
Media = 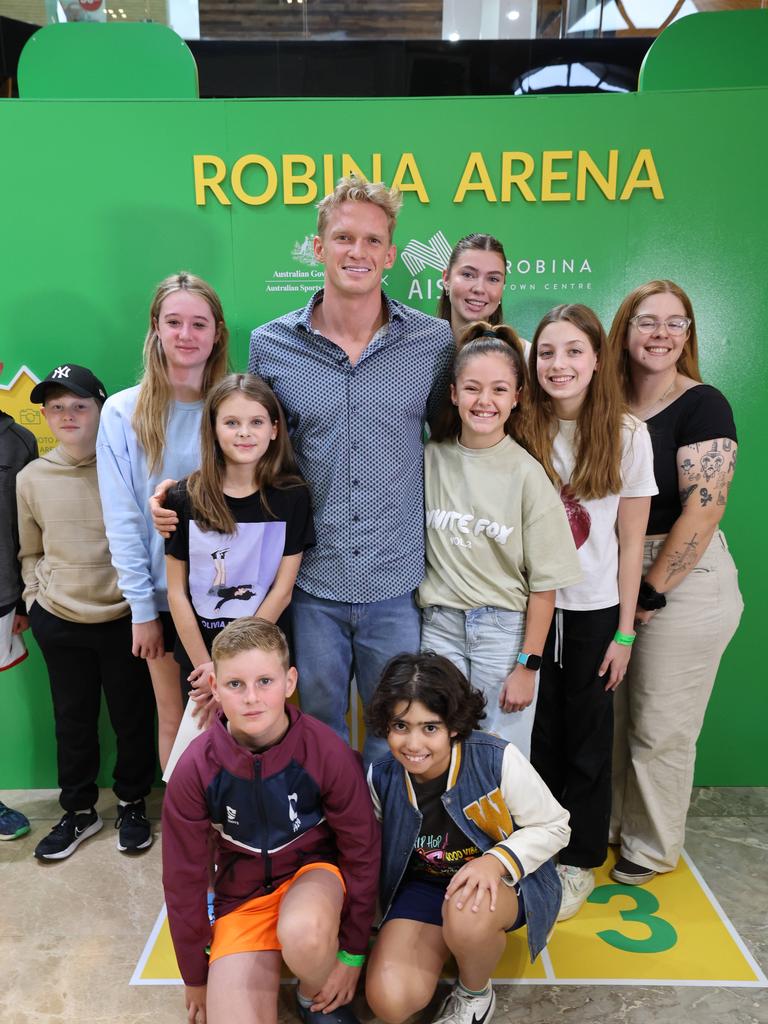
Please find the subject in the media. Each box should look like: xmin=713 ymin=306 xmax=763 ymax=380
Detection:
xmin=165 ymin=480 xmax=315 ymax=655
xmin=408 ymin=768 xmax=481 ymax=882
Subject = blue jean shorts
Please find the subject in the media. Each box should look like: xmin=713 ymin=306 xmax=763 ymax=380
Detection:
xmin=384 ymin=876 xmax=526 ymax=932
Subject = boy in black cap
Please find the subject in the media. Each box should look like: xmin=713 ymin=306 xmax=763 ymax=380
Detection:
xmin=17 ymin=364 xmax=157 ymax=859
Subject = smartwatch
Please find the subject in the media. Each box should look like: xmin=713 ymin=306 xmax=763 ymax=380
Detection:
xmin=517 ymin=652 xmax=542 ymax=671
xmin=637 ymin=580 xmax=667 ymax=611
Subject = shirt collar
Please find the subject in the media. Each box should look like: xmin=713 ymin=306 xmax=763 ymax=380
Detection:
xmin=295 ymin=288 xmax=404 ymax=333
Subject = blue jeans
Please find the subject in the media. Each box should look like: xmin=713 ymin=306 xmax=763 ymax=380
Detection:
xmin=420 ymin=604 xmax=535 ymax=758
xmin=291 ymin=587 xmax=421 ymax=766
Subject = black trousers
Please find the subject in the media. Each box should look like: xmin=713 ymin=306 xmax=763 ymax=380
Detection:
xmin=30 ymin=602 xmax=156 ymax=812
xmin=530 ymin=605 xmax=618 ymax=868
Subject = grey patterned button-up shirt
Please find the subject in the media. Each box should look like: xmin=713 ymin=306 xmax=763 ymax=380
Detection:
xmin=249 ymin=290 xmax=455 ymax=604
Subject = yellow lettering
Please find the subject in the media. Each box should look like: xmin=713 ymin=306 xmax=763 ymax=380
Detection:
xmin=282 ymin=154 xmax=318 ymax=206
xmin=619 ymin=148 xmax=664 ymax=200
xmin=340 ymin=153 xmax=383 ymax=183
xmin=231 ymin=155 xmax=279 ymax=207
xmin=576 ymin=149 xmax=618 ymax=200
xmin=391 ymin=153 xmax=429 ymax=203
xmin=463 ymin=789 xmax=513 ymax=841
xmin=193 ymin=154 xmax=230 ymax=207
xmin=542 ymin=150 xmax=572 ymax=202
xmin=323 ymin=153 xmax=335 ymax=196
xmin=501 ymin=152 xmax=536 ymax=202
xmin=453 ymin=152 xmax=497 ymax=204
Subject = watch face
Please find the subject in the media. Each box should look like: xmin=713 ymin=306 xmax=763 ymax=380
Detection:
xmin=523 ymin=654 xmax=543 ymax=671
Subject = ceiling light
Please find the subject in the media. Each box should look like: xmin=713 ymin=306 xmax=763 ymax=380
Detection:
xmin=507 ymin=9 xmax=520 ymax=19
xmin=448 ymin=32 xmax=460 ymax=41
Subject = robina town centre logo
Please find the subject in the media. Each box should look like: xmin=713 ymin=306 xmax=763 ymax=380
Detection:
xmin=401 ymin=230 xmax=593 ymax=301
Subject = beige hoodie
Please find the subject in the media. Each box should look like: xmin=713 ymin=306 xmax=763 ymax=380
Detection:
xmin=16 ymin=446 xmax=128 ymax=623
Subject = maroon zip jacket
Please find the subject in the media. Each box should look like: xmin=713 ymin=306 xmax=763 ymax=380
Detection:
xmin=162 ymin=705 xmax=381 ymax=985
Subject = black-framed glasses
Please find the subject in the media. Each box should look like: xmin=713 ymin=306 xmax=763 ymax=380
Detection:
xmin=629 ymin=315 xmax=691 ymax=336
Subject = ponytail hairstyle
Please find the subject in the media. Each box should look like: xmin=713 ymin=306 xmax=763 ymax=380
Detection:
xmin=431 ymin=320 xmax=528 ymax=444
xmin=437 ymin=233 xmax=507 ymax=326
xmin=607 ymin=279 xmax=702 ymax=395
xmin=524 ymin=304 xmax=624 ymax=500
xmin=132 ymin=272 xmax=230 ymax=472
xmin=185 ymin=373 xmax=305 ymax=535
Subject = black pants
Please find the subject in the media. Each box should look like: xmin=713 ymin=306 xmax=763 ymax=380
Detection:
xmin=530 ymin=605 xmax=618 ymax=868
xmin=30 ymin=603 xmax=156 ymax=812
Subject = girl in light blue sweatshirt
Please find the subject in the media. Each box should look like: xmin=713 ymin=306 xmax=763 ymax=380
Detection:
xmin=97 ymin=272 xmax=230 ymax=768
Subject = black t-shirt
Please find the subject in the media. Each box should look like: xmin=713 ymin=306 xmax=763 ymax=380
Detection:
xmin=165 ymin=479 xmax=315 ymax=654
xmin=645 ymin=385 xmax=737 ymax=536
xmin=407 ymin=768 xmax=481 ymax=883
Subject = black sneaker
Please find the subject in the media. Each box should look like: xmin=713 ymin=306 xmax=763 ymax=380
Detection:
xmin=115 ymin=798 xmax=152 ymax=852
xmin=296 ymin=994 xmax=361 ymax=1024
xmin=34 ymin=809 xmax=103 ymax=860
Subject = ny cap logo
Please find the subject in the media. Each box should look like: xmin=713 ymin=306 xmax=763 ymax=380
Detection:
xmin=51 ymin=365 xmax=72 ymax=380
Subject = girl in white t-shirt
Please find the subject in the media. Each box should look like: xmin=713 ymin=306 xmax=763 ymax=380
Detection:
xmin=526 ymin=304 xmax=657 ymax=921
xmin=419 ymin=323 xmax=581 ymax=760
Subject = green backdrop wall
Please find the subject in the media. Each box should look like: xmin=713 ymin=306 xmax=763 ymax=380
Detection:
xmin=1 ymin=11 xmax=766 ymax=787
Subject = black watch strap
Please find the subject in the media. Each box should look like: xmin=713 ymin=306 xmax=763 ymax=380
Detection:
xmin=638 ymin=580 xmax=667 ymax=611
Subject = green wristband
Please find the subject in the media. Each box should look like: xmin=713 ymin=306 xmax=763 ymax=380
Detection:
xmin=337 ymin=950 xmax=366 ymax=967
xmin=614 ymin=630 xmax=636 ymax=646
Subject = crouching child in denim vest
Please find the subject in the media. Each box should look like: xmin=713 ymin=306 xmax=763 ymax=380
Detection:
xmin=162 ymin=617 xmax=380 ymax=1024
xmin=365 ymin=652 xmax=569 ymax=1024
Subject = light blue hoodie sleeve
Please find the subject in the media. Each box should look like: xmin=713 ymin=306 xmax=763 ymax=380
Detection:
xmin=96 ymin=387 xmax=204 ymax=624
xmin=96 ymin=388 xmax=158 ymax=624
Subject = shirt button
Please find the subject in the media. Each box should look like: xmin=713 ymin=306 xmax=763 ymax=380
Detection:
xmin=352 ymin=513 xmax=359 ymax=522
xmin=353 ymin=549 xmax=360 ymax=556
xmin=351 ymin=442 xmax=358 ymax=452
xmin=352 ymin=479 xmax=359 ymax=487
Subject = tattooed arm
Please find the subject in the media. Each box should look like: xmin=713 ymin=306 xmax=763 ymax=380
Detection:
xmin=636 ymin=437 xmax=737 ymax=623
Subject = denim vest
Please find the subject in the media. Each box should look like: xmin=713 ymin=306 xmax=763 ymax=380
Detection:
xmin=370 ymin=731 xmax=561 ymax=962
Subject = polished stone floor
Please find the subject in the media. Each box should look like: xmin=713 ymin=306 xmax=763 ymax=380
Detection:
xmin=2 ymin=787 xmax=767 ymax=1024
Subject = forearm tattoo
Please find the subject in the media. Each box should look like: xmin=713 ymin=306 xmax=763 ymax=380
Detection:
xmin=664 ymin=533 xmax=700 ymax=584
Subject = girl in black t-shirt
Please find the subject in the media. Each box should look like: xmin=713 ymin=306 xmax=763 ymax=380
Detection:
xmin=606 ymin=280 xmax=742 ymax=887
xmin=165 ymin=374 xmax=314 ymax=724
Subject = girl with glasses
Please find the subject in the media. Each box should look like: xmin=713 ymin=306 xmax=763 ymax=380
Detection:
xmin=605 ymin=279 xmax=743 ymax=886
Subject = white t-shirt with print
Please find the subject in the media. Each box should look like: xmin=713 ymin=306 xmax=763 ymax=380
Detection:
xmin=554 ymin=414 xmax=657 ymax=611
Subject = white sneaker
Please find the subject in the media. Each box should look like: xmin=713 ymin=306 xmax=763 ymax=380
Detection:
xmin=432 ymin=984 xmax=495 ymax=1024
xmin=556 ymin=864 xmax=596 ymax=921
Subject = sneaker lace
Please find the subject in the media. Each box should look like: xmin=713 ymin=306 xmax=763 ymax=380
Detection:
xmin=115 ymin=803 xmax=147 ymax=829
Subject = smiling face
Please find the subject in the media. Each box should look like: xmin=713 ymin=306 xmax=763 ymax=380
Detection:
xmin=536 ymin=319 xmax=599 ymax=419
xmin=154 ymin=290 xmax=219 ymax=377
xmin=211 ymin=648 xmax=297 ymax=751
xmin=451 ymin=351 xmax=520 ymax=449
xmin=215 ymin=393 xmax=277 ymax=471
xmin=387 ymin=699 xmax=457 ymax=782
xmin=444 ymin=249 xmax=506 ymax=330
xmin=313 ymin=200 xmax=396 ymax=300
xmin=625 ymin=291 xmax=690 ymax=375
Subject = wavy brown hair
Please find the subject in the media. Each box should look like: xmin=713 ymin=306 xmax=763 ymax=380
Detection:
xmin=366 ymin=652 xmax=487 ymax=741
xmin=430 ymin=321 xmax=527 ymax=444
xmin=437 ymin=233 xmax=507 ymax=325
xmin=524 ymin=304 xmax=624 ymax=500
xmin=608 ymin=279 xmax=702 ymax=391
xmin=183 ymin=374 xmax=306 ymax=535
xmin=132 ymin=272 xmax=230 ymax=472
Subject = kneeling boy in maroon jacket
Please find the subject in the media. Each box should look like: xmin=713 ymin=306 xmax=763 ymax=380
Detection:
xmin=162 ymin=617 xmax=380 ymax=1024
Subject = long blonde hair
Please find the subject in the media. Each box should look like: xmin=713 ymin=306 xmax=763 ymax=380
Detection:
xmin=185 ymin=374 xmax=305 ymax=535
xmin=524 ymin=304 xmax=624 ymax=500
xmin=132 ymin=272 xmax=230 ymax=471
xmin=608 ymin=279 xmax=702 ymax=393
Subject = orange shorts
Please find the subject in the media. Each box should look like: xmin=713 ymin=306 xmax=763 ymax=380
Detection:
xmin=209 ymin=862 xmax=345 ymax=964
